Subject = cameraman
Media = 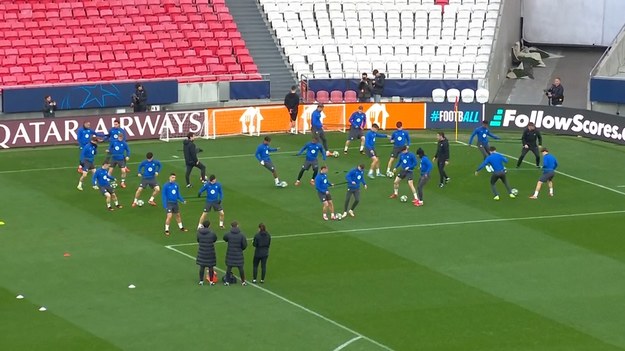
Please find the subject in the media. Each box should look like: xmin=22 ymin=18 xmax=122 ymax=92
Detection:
xmin=183 ymin=132 xmax=207 ymax=188
xmin=545 ymin=77 xmax=564 ymax=106
xmin=43 ymin=95 xmax=57 ymax=118
xmin=131 ymin=83 xmax=148 ymax=112
xmin=357 ymin=72 xmax=372 ymax=102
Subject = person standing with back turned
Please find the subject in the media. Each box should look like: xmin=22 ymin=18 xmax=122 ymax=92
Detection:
xmin=252 ymin=223 xmax=271 ymax=284
xmin=196 ymin=220 xmax=217 ymax=286
xmin=223 ymin=221 xmax=248 ymax=286
xmin=284 ymin=85 xmax=300 ymax=134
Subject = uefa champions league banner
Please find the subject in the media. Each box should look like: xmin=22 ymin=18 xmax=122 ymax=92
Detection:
xmin=484 ymin=104 xmax=625 ymax=145
xmin=425 ymin=102 xmax=484 ymax=129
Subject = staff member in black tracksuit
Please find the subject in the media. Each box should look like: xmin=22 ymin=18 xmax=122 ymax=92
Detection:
xmin=183 ymin=132 xmax=207 ymax=188
xmin=433 ymin=132 xmax=450 ymax=188
xmin=252 ymin=223 xmax=271 ymax=284
xmin=131 ymin=83 xmax=148 ymax=112
xmin=516 ymin=122 xmax=543 ymax=168
xmin=284 ymin=85 xmax=300 ymax=134
xmin=545 ymin=77 xmax=564 ymax=106
xmin=196 ymin=220 xmax=217 ymax=286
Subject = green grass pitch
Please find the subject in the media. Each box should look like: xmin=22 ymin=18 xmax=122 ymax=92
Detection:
xmin=1 ymin=130 xmax=625 ymax=351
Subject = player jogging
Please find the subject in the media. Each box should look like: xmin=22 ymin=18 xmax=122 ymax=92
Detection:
xmin=516 ymin=122 xmax=543 ymax=168
xmin=162 ymin=173 xmax=189 ymax=236
xmin=364 ymin=123 xmax=388 ymax=178
xmin=92 ymin=161 xmax=122 ymax=211
xmin=415 ymin=148 xmax=432 ymax=206
xmin=343 ymin=106 xmax=366 ymax=154
xmin=255 ymin=136 xmax=286 ymax=187
xmin=386 ymin=121 xmax=411 ymax=176
xmin=133 ymin=152 xmax=161 ymax=207
xmin=107 ymin=134 xmax=130 ymax=188
xmin=469 ymin=121 xmax=500 ymax=159
xmin=295 ymin=137 xmax=326 ymax=186
xmin=197 ymin=174 xmax=225 ymax=229
xmin=77 ymin=136 xmax=98 ymax=191
xmin=311 ymin=104 xmax=331 ymax=155
xmin=343 ymin=164 xmax=367 ymax=218
xmin=475 ymin=146 xmax=516 ymax=200
xmin=433 ymin=132 xmax=451 ymax=188
xmin=530 ymin=148 xmax=558 ymax=199
xmin=315 ymin=165 xmax=336 ymax=220
xmin=389 ymin=146 xmax=420 ymax=206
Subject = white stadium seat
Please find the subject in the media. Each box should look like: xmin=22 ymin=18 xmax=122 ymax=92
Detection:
xmin=461 ymin=88 xmax=475 ymax=103
xmin=475 ymin=88 xmax=489 ymax=103
xmin=432 ymin=88 xmax=446 ymax=102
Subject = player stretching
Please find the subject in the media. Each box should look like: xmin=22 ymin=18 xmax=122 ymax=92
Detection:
xmin=255 ymin=136 xmax=286 ymax=187
xmin=295 ymin=137 xmax=326 ymax=186
xmin=530 ymin=148 xmax=558 ymax=199
xmin=343 ymin=164 xmax=367 ymax=217
xmin=364 ymin=123 xmax=388 ymax=179
xmin=415 ymin=148 xmax=433 ymax=206
xmin=77 ymin=136 xmax=98 ymax=191
xmin=475 ymin=146 xmax=516 ymax=200
xmin=197 ymin=174 xmax=225 ymax=229
xmin=343 ymin=106 xmax=366 ymax=154
xmin=162 ymin=173 xmax=188 ymax=236
xmin=133 ymin=152 xmax=161 ymax=207
xmin=386 ymin=121 xmax=411 ymax=176
xmin=311 ymin=104 xmax=331 ymax=155
xmin=390 ymin=146 xmax=420 ymax=206
xmin=107 ymin=134 xmax=130 ymax=188
xmin=315 ymin=165 xmax=336 ymax=220
xmin=469 ymin=121 xmax=500 ymax=160
xmin=92 ymin=161 xmax=122 ymax=211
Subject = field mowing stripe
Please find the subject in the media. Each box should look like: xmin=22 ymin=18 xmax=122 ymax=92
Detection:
xmin=168 ymin=209 xmax=625 ymax=248
xmin=0 ymin=141 xmax=442 ymax=175
xmin=165 ymin=246 xmax=394 ymax=351
xmin=333 ymin=336 xmax=363 ymax=351
xmin=456 ymin=141 xmax=625 ymax=196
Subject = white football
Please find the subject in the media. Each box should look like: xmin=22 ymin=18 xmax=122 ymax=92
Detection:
xmin=332 ymin=151 xmax=340 ymax=158
xmin=280 ymin=181 xmax=288 ymax=188
xmin=336 ymin=213 xmax=342 ymax=220
xmin=400 ymin=195 xmax=408 ymax=202
xmin=111 ymin=182 xmax=118 ymax=188
xmin=137 ymin=200 xmax=145 ymax=207
xmin=386 ymin=171 xmax=395 ymax=178
xmin=511 ymin=188 xmax=519 ymax=196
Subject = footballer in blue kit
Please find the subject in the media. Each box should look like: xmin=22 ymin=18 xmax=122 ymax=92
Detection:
xmin=92 ymin=161 xmax=122 ymax=211
xmin=530 ymin=148 xmax=558 ymax=199
xmin=77 ymin=136 xmax=99 ymax=191
xmin=469 ymin=121 xmax=500 ymax=159
xmin=386 ymin=121 xmax=411 ymax=175
xmin=390 ymin=146 xmax=420 ymax=205
xmin=475 ymin=146 xmax=516 ymax=200
xmin=197 ymin=174 xmax=225 ymax=229
xmin=364 ymin=123 xmax=388 ymax=178
xmin=255 ymin=136 xmax=286 ymax=187
xmin=343 ymin=164 xmax=367 ymax=217
xmin=162 ymin=173 xmax=188 ymax=236
xmin=314 ymin=165 xmax=336 ymax=220
xmin=76 ymin=121 xmax=105 ymax=173
xmin=133 ymin=152 xmax=162 ymax=207
xmin=295 ymin=137 xmax=326 ymax=186
xmin=310 ymin=104 xmax=330 ymax=154
xmin=343 ymin=106 xmax=366 ymax=154
xmin=415 ymin=148 xmax=432 ymax=206
xmin=107 ymin=134 xmax=130 ymax=188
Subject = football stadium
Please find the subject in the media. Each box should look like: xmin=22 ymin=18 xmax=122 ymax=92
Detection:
xmin=2 ymin=1 xmax=625 ymax=350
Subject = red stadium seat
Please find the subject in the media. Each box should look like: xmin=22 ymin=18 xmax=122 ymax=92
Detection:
xmin=316 ymin=90 xmax=330 ymax=104
xmin=344 ymin=90 xmax=358 ymax=102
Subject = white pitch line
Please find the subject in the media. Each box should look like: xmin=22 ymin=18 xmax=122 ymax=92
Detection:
xmin=164 ymin=246 xmax=394 ymax=351
xmin=616 ymin=185 xmax=625 ymax=188
xmin=168 ymin=209 xmax=625 ymax=248
xmin=456 ymin=141 xmax=625 ymax=196
xmin=333 ymin=336 xmax=363 ymax=351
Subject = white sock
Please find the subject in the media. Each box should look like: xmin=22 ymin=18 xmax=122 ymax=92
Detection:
xmin=533 ymin=191 xmax=539 ymax=197
xmin=133 ymin=198 xmax=138 ymax=204
xmin=165 ymin=225 xmax=170 ymax=231
xmin=394 ymin=189 xmax=398 ymax=195
xmin=368 ymin=170 xmax=373 ymax=175
xmin=114 ymin=200 xmax=119 ymax=206
xmin=149 ymin=196 xmax=154 ymax=202
xmin=219 ymin=220 xmax=224 ymax=227
xmin=549 ymin=188 xmax=553 ymax=195
xmin=274 ymin=178 xmax=280 ymax=185
xmin=413 ymin=193 xmax=418 ymax=200
xmin=178 ymin=222 xmax=184 ymax=229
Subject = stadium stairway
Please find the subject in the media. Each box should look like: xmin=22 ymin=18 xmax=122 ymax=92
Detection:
xmin=224 ymin=0 xmax=297 ymax=100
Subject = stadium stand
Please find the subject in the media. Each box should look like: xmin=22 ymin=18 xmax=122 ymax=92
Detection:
xmin=259 ymin=0 xmax=501 ymax=80
xmin=0 ymin=0 xmax=260 ymax=86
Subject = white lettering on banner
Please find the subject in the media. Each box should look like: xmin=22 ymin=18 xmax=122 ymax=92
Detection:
xmin=0 ymin=124 xmax=10 ymax=148
xmin=438 ymin=110 xmax=480 ymax=122
xmin=118 ymin=116 xmax=135 ymax=136
xmin=66 ymin=120 xmax=79 ymax=141
xmin=134 ymin=115 xmax=161 ymax=136
xmin=44 ymin=123 xmax=62 ymax=143
xmin=13 ymin=124 xmax=31 ymax=145
xmin=94 ymin=119 xmax=108 ymax=135
xmin=30 ymin=121 xmax=45 ymax=143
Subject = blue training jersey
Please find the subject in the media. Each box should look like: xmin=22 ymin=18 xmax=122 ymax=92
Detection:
xmin=107 ymin=127 xmax=127 ymax=143
xmin=255 ymin=143 xmax=277 ymax=162
xmin=198 ymin=182 xmax=223 ymax=202
xmin=469 ymin=126 xmax=499 ymax=146
xmin=108 ymin=139 xmax=130 ymax=161
xmin=419 ymin=155 xmax=433 ymax=175
xmin=311 ymin=110 xmax=323 ymax=129
xmin=297 ymin=142 xmax=326 ymax=161
xmin=92 ymin=168 xmax=115 ymax=187
xmin=395 ymin=152 xmax=418 ymax=170
xmin=365 ymin=130 xmax=387 ymax=149
xmin=477 ymin=152 xmax=508 ymax=172
xmin=77 ymin=127 xmax=95 ymax=148
xmin=349 ymin=112 xmax=366 ymax=129
xmin=162 ymin=181 xmax=184 ymax=207
xmin=345 ymin=167 xmax=366 ymax=190
xmin=542 ymin=154 xmax=558 ymax=173
xmin=390 ymin=129 xmax=410 ymax=147
xmin=138 ymin=159 xmax=161 ymax=179
xmin=315 ymin=173 xmax=331 ymax=193
xmin=81 ymin=143 xmax=97 ymax=162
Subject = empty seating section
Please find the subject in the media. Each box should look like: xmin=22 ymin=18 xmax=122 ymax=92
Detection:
xmin=0 ymin=0 xmax=259 ymax=86
xmin=260 ymin=0 xmax=501 ymax=80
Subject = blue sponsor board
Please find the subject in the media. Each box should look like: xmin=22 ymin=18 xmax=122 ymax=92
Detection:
xmin=307 ymin=79 xmax=478 ymax=98
xmin=2 ymin=80 xmax=178 ymax=114
xmin=425 ymin=102 xmax=483 ymax=129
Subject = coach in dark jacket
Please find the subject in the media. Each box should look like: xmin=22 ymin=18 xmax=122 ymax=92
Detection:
xmin=43 ymin=95 xmax=56 ymax=118
xmin=433 ymin=132 xmax=450 ymax=188
xmin=183 ymin=132 xmax=207 ymax=187
xmin=516 ymin=122 xmax=543 ymax=168
xmin=252 ymin=223 xmax=271 ymax=283
xmin=223 ymin=221 xmax=248 ymax=285
xmin=196 ymin=220 xmax=217 ymax=285
xmin=371 ymin=69 xmax=386 ymax=103
xmin=131 ymin=83 xmax=148 ymax=112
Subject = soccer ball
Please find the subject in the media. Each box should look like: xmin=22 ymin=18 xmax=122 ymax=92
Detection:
xmin=332 ymin=151 xmax=340 ymax=158
xmin=136 ymin=200 xmax=145 ymax=207
xmin=280 ymin=181 xmax=288 ymax=188
xmin=386 ymin=171 xmax=395 ymax=178
xmin=111 ymin=182 xmax=118 ymax=189
xmin=335 ymin=213 xmax=342 ymax=220
xmin=511 ymin=188 xmax=519 ymax=196
xmin=400 ymin=195 xmax=408 ymax=202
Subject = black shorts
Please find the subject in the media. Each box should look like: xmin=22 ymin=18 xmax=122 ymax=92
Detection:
xmin=347 ymin=128 xmax=364 ymax=141
xmin=99 ymin=186 xmax=114 ymax=195
xmin=317 ymin=192 xmax=332 ymax=202
xmin=204 ymin=201 xmax=223 ymax=212
xmin=365 ymin=147 xmax=377 ymax=158
xmin=81 ymin=160 xmax=95 ymax=171
xmin=139 ymin=178 xmax=159 ymax=189
xmin=539 ymin=171 xmax=555 ymax=183
xmin=289 ymin=109 xmax=298 ymax=122
xmin=398 ymin=169 xmax=414 ymax=180
xmin=391 ymin=147 xmax=405 ymax=158
xmin=166 ymin=202 xmax=180 ymax=214
xmin=110 ymin=159 xmax=126 ymax=169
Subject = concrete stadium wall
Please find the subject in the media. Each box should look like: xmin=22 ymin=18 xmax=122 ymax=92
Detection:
xmin=589 ymin=24 xmax=625 ymax=114
xmin=486 ymin=0 xmax=521 ymax=101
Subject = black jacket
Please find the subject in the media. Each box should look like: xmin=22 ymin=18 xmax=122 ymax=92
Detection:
xmin=43 ymin=100 xmax=56 ymax=118
xmin=224 ymin=227 xmax=247 ymax=267
xmin=372 ymin=73 xmax=385 ymax=95
xmin=196 ymin=227 xmax=217 ymax=267
xmin=547 ymin=84 xmax=564 ymax=105
xmin=357 ymin=79 xmax=372 ymax=99
xmin=253 ymin=230 xmax=271 ymax=258
xmin=434 ymin=138 xmax=450 ymax=161
xmin=284 ymin=92 xmax=300 ymax=113
xmin=183 ymin=139 xmax=199 ymax=165
xmin=132 ymin=89 xmax=148 ymax=112
xmin=521 ymin=128 xmax=542 ymax=147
